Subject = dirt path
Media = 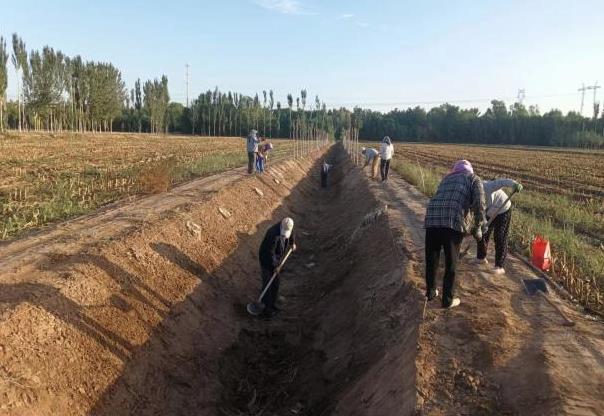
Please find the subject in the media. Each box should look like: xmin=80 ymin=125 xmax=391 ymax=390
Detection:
xmin=366 ymin=167 xmax=604 ymax=415
xmin=0 ymin=167 xmax=250 ymax=278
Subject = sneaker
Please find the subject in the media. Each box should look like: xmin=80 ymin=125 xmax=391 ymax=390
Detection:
xmin=444 ymin=298 xmax=461 ymax=309
xmin=471 ymin=258 xmax=488 ymax=265
xmin=492 ymin=267 xmax=506 ymax=275
xmin=426 ymin=289 xmax=439 ymax=301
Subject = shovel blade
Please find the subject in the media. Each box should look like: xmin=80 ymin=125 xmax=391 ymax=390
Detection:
xmin=246 ymin=302 xmax=265 ymax=316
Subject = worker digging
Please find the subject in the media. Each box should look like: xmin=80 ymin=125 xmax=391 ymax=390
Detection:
xmin=249 ymin=217 xmax=297 ymax=318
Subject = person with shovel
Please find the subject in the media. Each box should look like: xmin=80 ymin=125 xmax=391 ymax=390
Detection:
xmin=424 ymin=159 xmax=486 ymax=309
xmin=256 ymin=217 xmax=297 ymax=317
xmin=473 ymin=178 xmax=523 ymax=275
xmin=361 ymin=147 xmax=380 ymax=179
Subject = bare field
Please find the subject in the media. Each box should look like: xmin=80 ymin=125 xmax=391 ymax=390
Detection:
xmin=0 ymin=133 xmax=294 ymax=240
xmin=387 ymin=142 xmax=604 ymax=314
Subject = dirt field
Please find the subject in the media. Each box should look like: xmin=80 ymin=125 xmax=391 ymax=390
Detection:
xmin=0 ymin=143 xmax=603 ymax=415
xmin=0 ymin=132 xmax=294 ymax=240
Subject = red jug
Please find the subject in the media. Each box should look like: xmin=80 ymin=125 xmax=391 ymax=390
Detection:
xmin=531 ymin=235 xmax=551 ymax=271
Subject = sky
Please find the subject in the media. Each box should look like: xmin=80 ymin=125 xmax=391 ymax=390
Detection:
xmin=1 ymin=0 xmax=603 ymax=114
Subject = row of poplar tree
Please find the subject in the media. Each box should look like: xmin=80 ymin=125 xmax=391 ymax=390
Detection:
xmin=0 ymin=33 xmax=170 ymax=133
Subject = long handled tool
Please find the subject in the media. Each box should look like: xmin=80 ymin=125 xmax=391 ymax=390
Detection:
xmin=247 ymin=249 xmax=294 ymax=316
xmin=459 ymin=190 xmax=517 ymax=260
xmin=522 ymin=278 xmax=575 ymax=327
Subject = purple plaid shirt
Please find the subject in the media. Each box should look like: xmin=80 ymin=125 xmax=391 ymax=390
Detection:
xmin=425 ymin=172 xmax=486 ymax=234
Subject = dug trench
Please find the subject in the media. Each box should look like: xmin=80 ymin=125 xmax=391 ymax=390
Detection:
xmin=0 ymin=145 xmax=422 ymax=415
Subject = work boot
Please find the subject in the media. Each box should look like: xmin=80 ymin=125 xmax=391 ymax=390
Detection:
xmin=444 ymin=298 xmax=461 ymax=309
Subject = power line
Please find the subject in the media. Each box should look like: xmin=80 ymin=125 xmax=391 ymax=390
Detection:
xmin=323 ymin=91 xmax=578 ymax=107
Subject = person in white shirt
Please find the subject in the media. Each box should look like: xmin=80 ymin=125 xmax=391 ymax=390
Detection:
xmin=379 ymin=136 xmax=394 ymax=182
xmin=361 ymin=147 xmax=380 ymax=179
xmin=474 ymin=178 xmax=523 ymax=275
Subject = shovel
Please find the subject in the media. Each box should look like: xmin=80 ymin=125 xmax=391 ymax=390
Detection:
xmin=459 ymin=190 xmax=517 ymax=260
xmin=522 ymin=278 xmax=575 ymax=327
xmin=247 ymin=249 xmax=294 ymax=316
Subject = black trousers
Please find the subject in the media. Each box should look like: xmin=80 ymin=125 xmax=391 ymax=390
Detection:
xmin=425 ymin=227 xmax=464 ymax=307
xmin=380 ymin=159 xmax=391 ymax=181
xmin=477 ymin=209 xmax=512 ymax=268
xmin=260 ymin=266 xmax=279 ymax=310
xmin=247 ymin=152 xmax=256 ymax=174
xmin=321 ymin=170 xmax=328 ymax=187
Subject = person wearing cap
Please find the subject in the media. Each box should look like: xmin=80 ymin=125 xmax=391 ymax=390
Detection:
xmin=361 ymin=147 xmax=380 ymax=179
xmin=473 ymin=178 xmax=523 ymax=274
xmin=246 ymin=129 xmax=260 ymax=174
xmin=379 ymin=136 xmax=394 ymax=182
xmin=424 ymin=159 xmax=486 ymax=309
xmin=257 ymin=217 xmax=297 ymax=316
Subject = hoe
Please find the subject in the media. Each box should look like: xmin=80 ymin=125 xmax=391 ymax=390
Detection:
xmin=247 ymin=249 xmax=293 ymax=316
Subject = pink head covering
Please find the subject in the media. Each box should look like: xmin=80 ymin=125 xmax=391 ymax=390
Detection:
xmin=450 ymin=159 xmax=474 ymax=175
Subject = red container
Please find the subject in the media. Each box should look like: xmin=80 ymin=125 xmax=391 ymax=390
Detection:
xmin=531 ymin=235 xmax=552 ymax=271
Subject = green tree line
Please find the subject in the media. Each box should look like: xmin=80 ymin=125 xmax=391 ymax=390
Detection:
xmin=355 ymin=100 xmax=604 ymax=148
xmin=0 ymin=32 xmax=169 ymax=133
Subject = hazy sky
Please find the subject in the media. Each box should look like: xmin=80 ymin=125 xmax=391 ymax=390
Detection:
xmin=2 ymin=0 xmax=603 ymax=114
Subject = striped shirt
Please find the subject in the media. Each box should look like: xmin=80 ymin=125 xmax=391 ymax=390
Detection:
xmin=425 ymin=172 xmax=486 ymax=234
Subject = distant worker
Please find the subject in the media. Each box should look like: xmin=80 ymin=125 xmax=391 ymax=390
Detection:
xmin=258 ymin=217 xmax=297 ymax=317
xmin=321 ymin=160 xmax=331 ymax=188
xmin=424 ymin=159 xmax=486 ymax=309
xmin=256 ymin=141 xmax=273 ymax=173
xmin=361 ymin=147 xmax=380 ymax=179
xmin=379 ymin=136 xmax=394 ymax=182
xmin=246 ymin=129 xmax=260 ymax=174
xmin=473 ymin=178 xmax=523 ymax=274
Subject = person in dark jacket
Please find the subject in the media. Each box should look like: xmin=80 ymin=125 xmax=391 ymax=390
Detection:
xmin=246 ymin=129 xmax=260 ymax=174
xmin=424 ymin=160 xmax=486 ymax=308
xmin=258 ymin=217 xmax=297 ymax=316
xmin=321 ymin=160 xmax=331 ymax=188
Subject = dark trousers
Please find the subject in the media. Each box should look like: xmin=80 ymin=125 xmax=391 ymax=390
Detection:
xmin=425 ymin=227 xmax=464 ymax=307
xmin=380 ymin=159 xmax=391 ymax=181
xmin=321 ymin=170 xmax=328 ymax=187
xmin=247 ymin=152 xmax=256 ymax=174
xmin=260 ymin=266 xmax=279 ymax=310
xmin=477 ymin=209 xmax=512 ymax=267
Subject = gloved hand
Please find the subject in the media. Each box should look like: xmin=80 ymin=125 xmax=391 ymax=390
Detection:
xmin=292 ymin=243 xmax=297 ymax=252
xmin=513 ymin=182 xmax=523 ymax=193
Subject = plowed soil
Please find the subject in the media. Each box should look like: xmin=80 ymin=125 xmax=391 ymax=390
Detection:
xmin=0 ymin=144 xmax=603 ymax=415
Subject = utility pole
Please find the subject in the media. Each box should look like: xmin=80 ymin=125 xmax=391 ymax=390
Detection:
xmin=185 ymin=63 xmax=190 ymax=108
xmin=578 ymin=83 xmax=587 ymax=115
xmin=517 ymin=89 xmax=526 ymax=105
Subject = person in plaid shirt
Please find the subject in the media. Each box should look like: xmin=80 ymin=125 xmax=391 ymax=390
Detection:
xmin=424 ymin=159 xmax=486 ymax=308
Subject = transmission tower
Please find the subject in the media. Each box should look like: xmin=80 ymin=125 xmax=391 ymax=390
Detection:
xmin=578 ymin=83 xmax=587 ymax=115
xmin=587 ymin=82 xmax=601 ymax=118
xmin=517 ymin=89 xmax=526 ymax=105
